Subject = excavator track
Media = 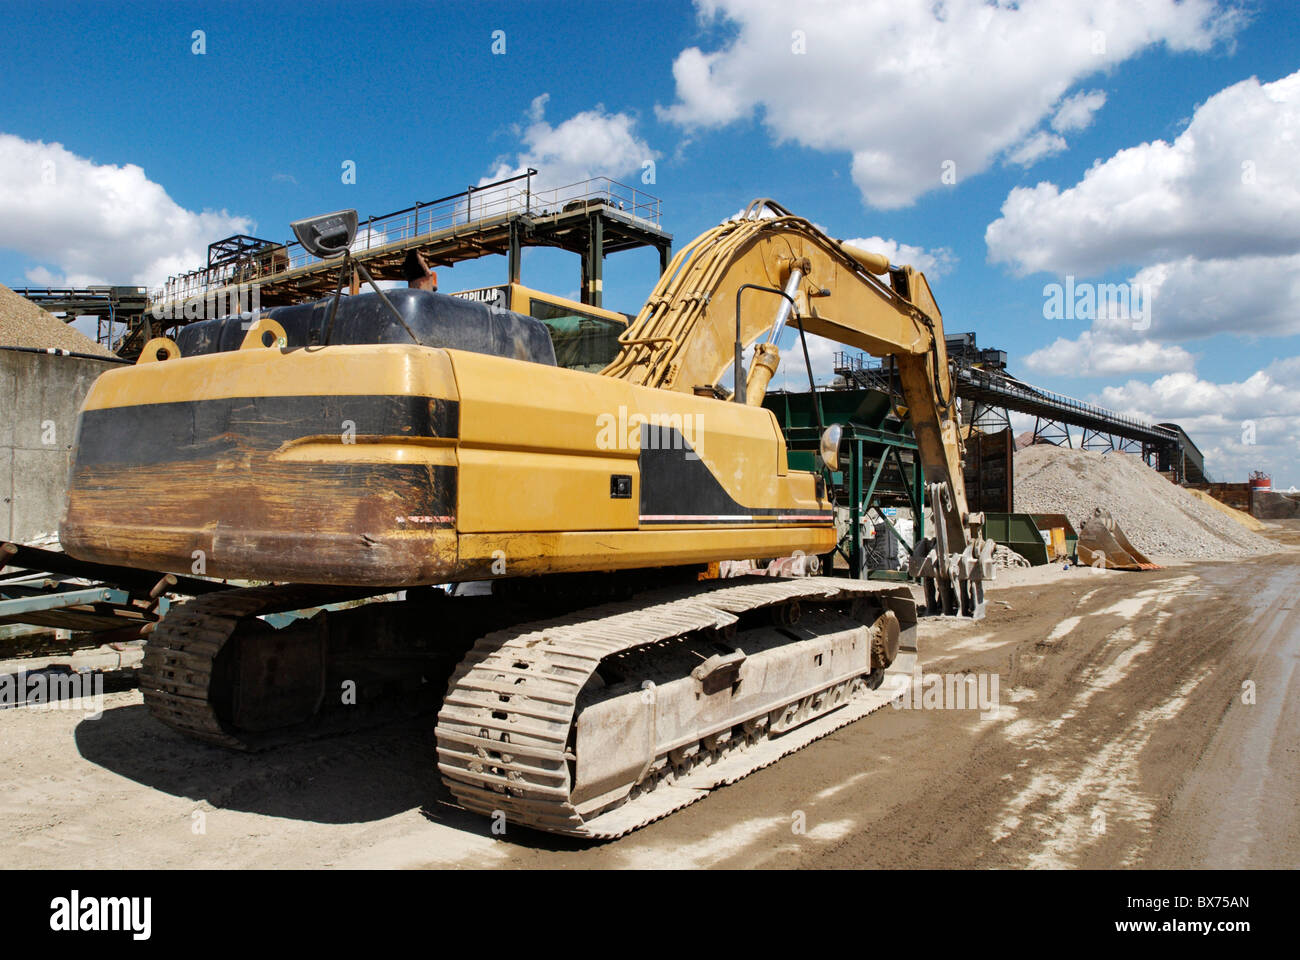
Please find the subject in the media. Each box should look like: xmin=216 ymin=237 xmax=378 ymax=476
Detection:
xmin=144 ymin=575 xmax=919 ymax=839
xmin=141 ymin=583 xmax=442 ymax=750
xmin=435 ymin=576 xmax=918 ymax=839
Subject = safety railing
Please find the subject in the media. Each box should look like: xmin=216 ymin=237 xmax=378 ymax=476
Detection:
xmin=954 ymin=362 xmax=1176 ymax=439
xmin=150 ymin=171 xmax=663 ymax=307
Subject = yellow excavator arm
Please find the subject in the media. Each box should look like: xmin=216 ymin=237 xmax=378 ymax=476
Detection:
xmin=605 ymin=199 xmax=992 ymax=615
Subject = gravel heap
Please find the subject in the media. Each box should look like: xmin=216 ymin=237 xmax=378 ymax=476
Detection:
xmin=1014 ymin=444 xmax=1276 ymax=561
xmin=0 ymin=284 xmax=113 ymax=357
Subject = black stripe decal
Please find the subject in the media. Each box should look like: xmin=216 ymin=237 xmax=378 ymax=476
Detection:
xmin=74 ymin=395 xmax=459 ymax=467
xmin=638 ymin=425 xmax=831 ymax=525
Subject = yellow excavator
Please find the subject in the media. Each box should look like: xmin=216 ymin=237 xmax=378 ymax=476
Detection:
xmin=60 ymin=200 xmax=992 ymax=837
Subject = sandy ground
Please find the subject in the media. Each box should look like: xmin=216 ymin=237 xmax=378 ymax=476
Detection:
xmin=3 ymin=525 xmax=1297 ymax=870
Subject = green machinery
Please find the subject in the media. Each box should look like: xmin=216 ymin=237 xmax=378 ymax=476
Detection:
xmin=764 ymin=388 xmax=925 ymax=580
xmin=981 ymin=512 xmax=1079 ymax=565
xmin=764 ymin=388 xmax=1085 ymax=573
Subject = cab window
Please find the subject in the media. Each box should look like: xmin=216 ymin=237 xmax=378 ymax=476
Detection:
xmin=527 ymin=300 xmax=625 ymax=372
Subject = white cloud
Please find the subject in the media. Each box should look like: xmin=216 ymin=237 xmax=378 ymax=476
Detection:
xmin=1264 ymin=355 xmax=1300 ymax=385
xmin=990 ymin=70 xmax=1300 ymax=375
xmin=0 ymin=133 xmax=252 ymax=288
xmin=526 ymin=93 xmax=549 ymax=123
xmin=841 ymin=235 xmax=956 ymax=278
xmin=1006 ymin=131 xmax=1068 ymax=167
xmin=659 ymin=0 xmax=1240 ymax=208
xmin=481 ymin=95 xmax=658 ymax=193
xmin=1003 ymin=89 xmax=1106 ymax=168
xmin=1133 ymin=252 xmax=1300 ymax=339
xmin=987 ymin=69 xmax=1300 ymax=276
xmin=1024 ymin=331 xmax=1195 ymax=376
xmin=1051 ymin=89 xmax=1108 ymax=132
xmin=1093 ymin=363 xmax=1300 ymax=485
xmin=1098 ymin=366 xmax=1300 ymax=422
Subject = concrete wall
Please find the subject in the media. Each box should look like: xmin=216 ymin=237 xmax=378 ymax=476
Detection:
xmin=1 ymin=350 xmax=118 ymax=543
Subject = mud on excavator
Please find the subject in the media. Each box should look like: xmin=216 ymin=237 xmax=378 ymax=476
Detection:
xmin=60 ymin=200 xmax=993 ymax=838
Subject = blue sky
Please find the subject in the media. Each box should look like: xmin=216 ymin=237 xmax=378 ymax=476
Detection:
xmin=1 ymin=0 xmax=1298 ymax=485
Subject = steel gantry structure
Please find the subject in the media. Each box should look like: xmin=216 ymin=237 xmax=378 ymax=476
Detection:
xmin=834 ymin=338 xmax=1208 ymax=484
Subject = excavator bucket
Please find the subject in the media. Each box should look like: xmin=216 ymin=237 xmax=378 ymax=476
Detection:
xmin=1076 ymin=508 xmax=1160 ymax=571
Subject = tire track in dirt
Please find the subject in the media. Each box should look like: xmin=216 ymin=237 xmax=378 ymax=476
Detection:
xmin=755 ymin=562 xmax=1272 ymax=869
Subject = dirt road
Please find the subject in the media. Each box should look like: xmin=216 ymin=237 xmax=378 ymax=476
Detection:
xmin=3 ymin=537 xmax=1297 ymax=869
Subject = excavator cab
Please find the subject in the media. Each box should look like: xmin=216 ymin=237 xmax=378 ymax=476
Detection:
xmin=449 ymin=283 xmax=630 ymax=373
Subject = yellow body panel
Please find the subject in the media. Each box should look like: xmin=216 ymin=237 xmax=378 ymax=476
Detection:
xmin=61 ymin=341 xmax=831 ymax=585
xmin=82 ymin=342 xmax=458 ymax=409
xmin=458 ymin=527 xmax=835 ymax=578
xmin=448 ymin=350 xmax=805 ymax=535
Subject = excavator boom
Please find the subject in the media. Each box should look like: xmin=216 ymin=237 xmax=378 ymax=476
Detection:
xmin=605 ymin=200 xmax=990 ymax=614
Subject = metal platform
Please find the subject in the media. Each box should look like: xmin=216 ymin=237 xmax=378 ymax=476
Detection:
xmin=143 ymin=171 xmax=671 ymax=350
xmin=11 ymin=171 xmax=672 ymax=360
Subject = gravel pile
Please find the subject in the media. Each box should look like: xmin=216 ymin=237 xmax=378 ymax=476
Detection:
xmin=0 ymin=284 xmax=113 ymax=357
xmin=1014 ymin=444 xmax=1276 ymax=561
